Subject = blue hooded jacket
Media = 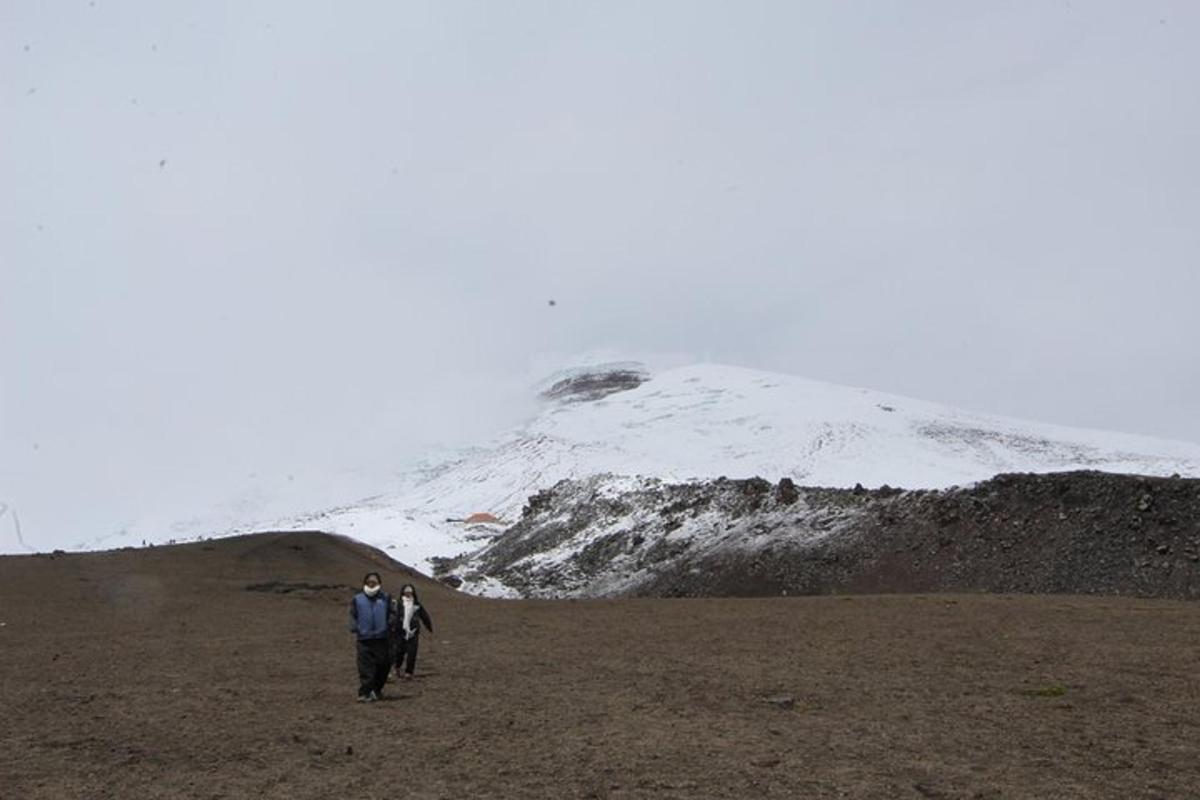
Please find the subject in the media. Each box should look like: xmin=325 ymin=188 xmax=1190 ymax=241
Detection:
xmin=349 ymin=591 xmax=392 ymax=640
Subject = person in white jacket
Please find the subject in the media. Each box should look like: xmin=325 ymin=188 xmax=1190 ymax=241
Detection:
xmin=391 ymin=583 xmax=433 ymax=680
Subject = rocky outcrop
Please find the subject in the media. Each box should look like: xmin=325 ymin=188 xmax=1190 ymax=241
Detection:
xmin=538 ymin=364 xmax=649 ymax=403
xmin=436 ymin=471 xmax=1200 ymax=599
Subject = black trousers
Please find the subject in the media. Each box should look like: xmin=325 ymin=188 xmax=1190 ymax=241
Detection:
xmin=394 ymin=634 xmax=420 ymax=675
xmin=356 ymin=638 xmax=391 ymax=696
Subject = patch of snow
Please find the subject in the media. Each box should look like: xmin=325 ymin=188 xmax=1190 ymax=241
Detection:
xmin=458 ymin=574 xmax=522 ymax=599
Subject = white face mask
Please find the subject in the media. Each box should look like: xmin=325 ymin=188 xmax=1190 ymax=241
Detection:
xmin=363 ymin=584 xmax=380 ymax=597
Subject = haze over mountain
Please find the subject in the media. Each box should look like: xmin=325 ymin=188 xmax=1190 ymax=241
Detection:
xmin=50 ymin=361 xmax=1200 ymax=582
xmin=5 ymin=3 xmax=1200 ymax=559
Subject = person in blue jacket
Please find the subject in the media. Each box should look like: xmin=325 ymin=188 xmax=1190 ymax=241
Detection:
xmin=349 ymin=572 xmax=393 ymax=702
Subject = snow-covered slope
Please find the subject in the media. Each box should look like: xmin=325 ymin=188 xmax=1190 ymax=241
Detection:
xmin=76 ymin=362 xmax=1200 ymax=576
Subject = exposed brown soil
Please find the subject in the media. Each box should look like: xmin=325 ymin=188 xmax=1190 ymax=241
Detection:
xmin=2 ymin=531 xmax=1198 ymax=799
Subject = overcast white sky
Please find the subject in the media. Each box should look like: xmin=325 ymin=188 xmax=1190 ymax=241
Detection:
xmin=3 ymin=1 xmax=1198 ymax=548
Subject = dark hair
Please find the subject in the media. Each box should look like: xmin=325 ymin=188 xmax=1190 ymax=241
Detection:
xmin=400 ymin=583 xmax=418 ymax=599
xmin=363 ymin=572 xmax=382 ymax=584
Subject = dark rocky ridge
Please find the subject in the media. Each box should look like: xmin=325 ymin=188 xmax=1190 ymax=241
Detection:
xmin=438 ymin=471 xmax=1200 ymax=599
xmin=539 ymin=365 xmax=649 ymax=403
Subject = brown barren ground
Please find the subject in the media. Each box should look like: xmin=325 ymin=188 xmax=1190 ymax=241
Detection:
xmin=1 ymin=532 xmax=1198 ymax=799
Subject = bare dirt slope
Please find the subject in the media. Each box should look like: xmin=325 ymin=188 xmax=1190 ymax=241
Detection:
xmin=2 ymin=531 xmax=1198 ymax=799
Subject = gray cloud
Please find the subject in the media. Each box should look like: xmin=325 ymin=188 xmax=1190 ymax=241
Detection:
xmin=3 ymin=1 xmax=1198 ymax=547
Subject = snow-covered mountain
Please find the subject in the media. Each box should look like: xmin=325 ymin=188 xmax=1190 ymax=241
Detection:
xmin=78 ymin=361 xmax=1200 ymax=579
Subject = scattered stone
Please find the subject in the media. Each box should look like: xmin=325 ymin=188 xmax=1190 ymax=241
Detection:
xmin=743 ymin=478 xmax=771 ymax=496
xmin=762 ymin=694 xmax=795 ymax=709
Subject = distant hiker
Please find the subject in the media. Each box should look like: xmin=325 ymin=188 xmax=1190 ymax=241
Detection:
xmin=392 ymin=583 xmax=433 ymax=680
xmin=349 ymin=572 xmax=393 ymax=702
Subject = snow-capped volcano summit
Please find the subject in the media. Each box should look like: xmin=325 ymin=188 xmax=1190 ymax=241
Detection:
xmin=79 ymin=361 xmax=1200 ymax=574
xmin=536 ymin=361 xmax=650 ymax=403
